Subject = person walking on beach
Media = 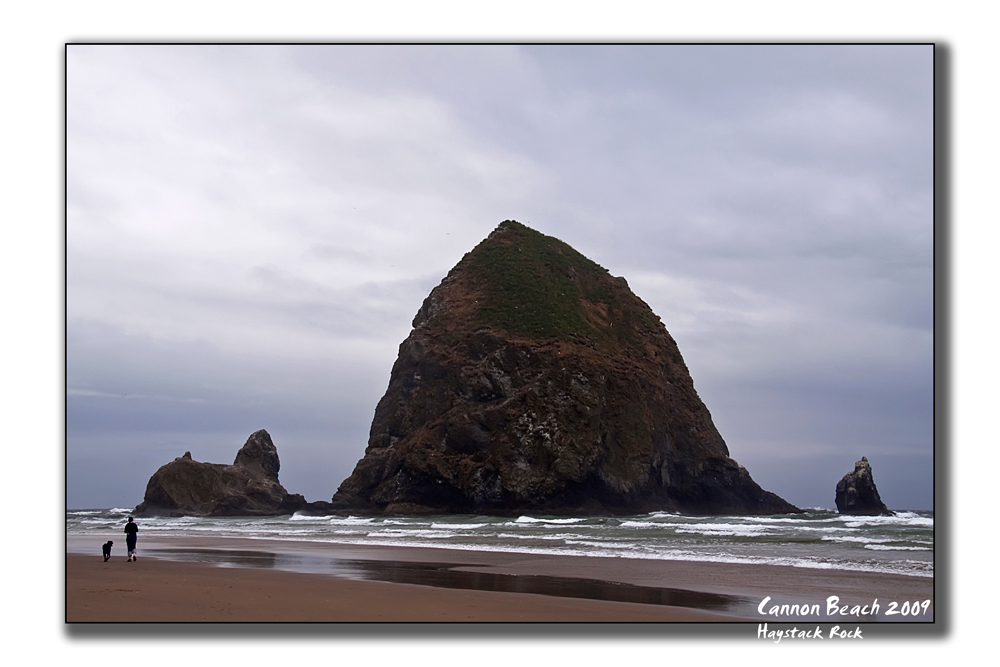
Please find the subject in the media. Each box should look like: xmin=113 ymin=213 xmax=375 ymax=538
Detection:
xmin=124 ymin=516 xmax=139 ymax=562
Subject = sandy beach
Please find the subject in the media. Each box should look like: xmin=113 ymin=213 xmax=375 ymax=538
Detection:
xmin=66 ymin=536 xmax=933 ymax=623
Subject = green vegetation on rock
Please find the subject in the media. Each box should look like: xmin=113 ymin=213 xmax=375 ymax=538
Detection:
xmin=462 ymin=220 xmax=655 ymax=344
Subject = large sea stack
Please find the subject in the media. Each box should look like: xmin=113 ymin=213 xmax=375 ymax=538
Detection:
xmin=835 ymin=457 xmax=893 ymax=516
xmin=332 ymin=221 xmax=799 ymax=516
xmin=134 ymin=430 xmax=307 ymax=517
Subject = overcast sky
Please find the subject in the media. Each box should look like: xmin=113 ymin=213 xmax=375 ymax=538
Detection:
xmin=66 ymin=44 xmax=933 ymax=511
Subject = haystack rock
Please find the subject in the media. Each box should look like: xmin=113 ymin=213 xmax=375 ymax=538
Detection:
xmin=835 ymin=457 xmax=893 ymax=516
xmin=332 ymin=220 xmax=799 ymax=516
xmin=134 ymin=430 xmax=307 ymax=516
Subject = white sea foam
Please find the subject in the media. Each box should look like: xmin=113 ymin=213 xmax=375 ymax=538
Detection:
xmin=370 ymin=528 xmax=458 ymax=539
xmin=617 ymin=520 xmax=666 ymax=529
xmin=673 ymin=523 xmax=770 ymax=537
xmin=821 ymin=535 xmax=893 ymax=544
xmin=864 ymin=544 xmax=932 ymax=551
xmin=325 ymin=516 xmax=377 ymax=526
xmin=565 ymin=540 xmax=639 ymax=551
xmin=842 ymin=513 xmax=933 ymax=528
xmin=739 ymin=516 xmax=814 ymax=524
xmin=288 ymin=513 xmax=330 ymax=522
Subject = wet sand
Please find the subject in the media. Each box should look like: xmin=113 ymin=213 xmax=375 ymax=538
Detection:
xmin=67 ymin=553 xmax=750 ymax=622
xmin=66 ymin=536 xmax=933 ymax=623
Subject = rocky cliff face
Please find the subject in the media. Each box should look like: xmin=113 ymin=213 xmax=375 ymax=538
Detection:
xmin=134 ymin=430 xmax=307 ymax=517
xmin=332 ymin=220 xmax=799 ymax=516
xmin=835 ymin=457 xmax=893 ymax=516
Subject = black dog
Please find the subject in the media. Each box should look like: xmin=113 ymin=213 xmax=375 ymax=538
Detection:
xmin=102 ymin=541 xmax=113 ymax=562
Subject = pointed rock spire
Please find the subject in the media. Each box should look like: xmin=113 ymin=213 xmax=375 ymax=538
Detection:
xmin=836 ymin=457 xmax=894 ymax=516
xmin=332 ymin=221 xmax=799 ymax=516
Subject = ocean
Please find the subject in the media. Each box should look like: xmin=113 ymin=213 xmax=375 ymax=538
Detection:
xmin=67 ymin=507 xmax=933 ymax=579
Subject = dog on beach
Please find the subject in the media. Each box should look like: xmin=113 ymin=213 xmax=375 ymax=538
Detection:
xmin=102 ymin=541 xmax=113 ymax=562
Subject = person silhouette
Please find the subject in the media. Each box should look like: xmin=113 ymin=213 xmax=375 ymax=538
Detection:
xmin=124 ymin=516 xmax=139 ymax=562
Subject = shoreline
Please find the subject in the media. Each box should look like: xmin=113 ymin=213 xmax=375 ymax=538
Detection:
xmin=66 ymin=535 xmax=934 ymax=623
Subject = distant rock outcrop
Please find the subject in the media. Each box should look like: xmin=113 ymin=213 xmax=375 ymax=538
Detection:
xmin=134 ymin=430 xmax=307 ymax=517
xmin=332 ymin=220 xmax=800 ymax=516
xmin=835 ymin=457 xmax=893 ymax=516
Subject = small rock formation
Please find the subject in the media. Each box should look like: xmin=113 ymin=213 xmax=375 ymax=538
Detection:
xmin=134 ymin=430 xmax=307 ymax=516
xmin=332 ymin=220 xmax=800 ymax=516
xmin=835 ymin=457 xmax=893 ymax=516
